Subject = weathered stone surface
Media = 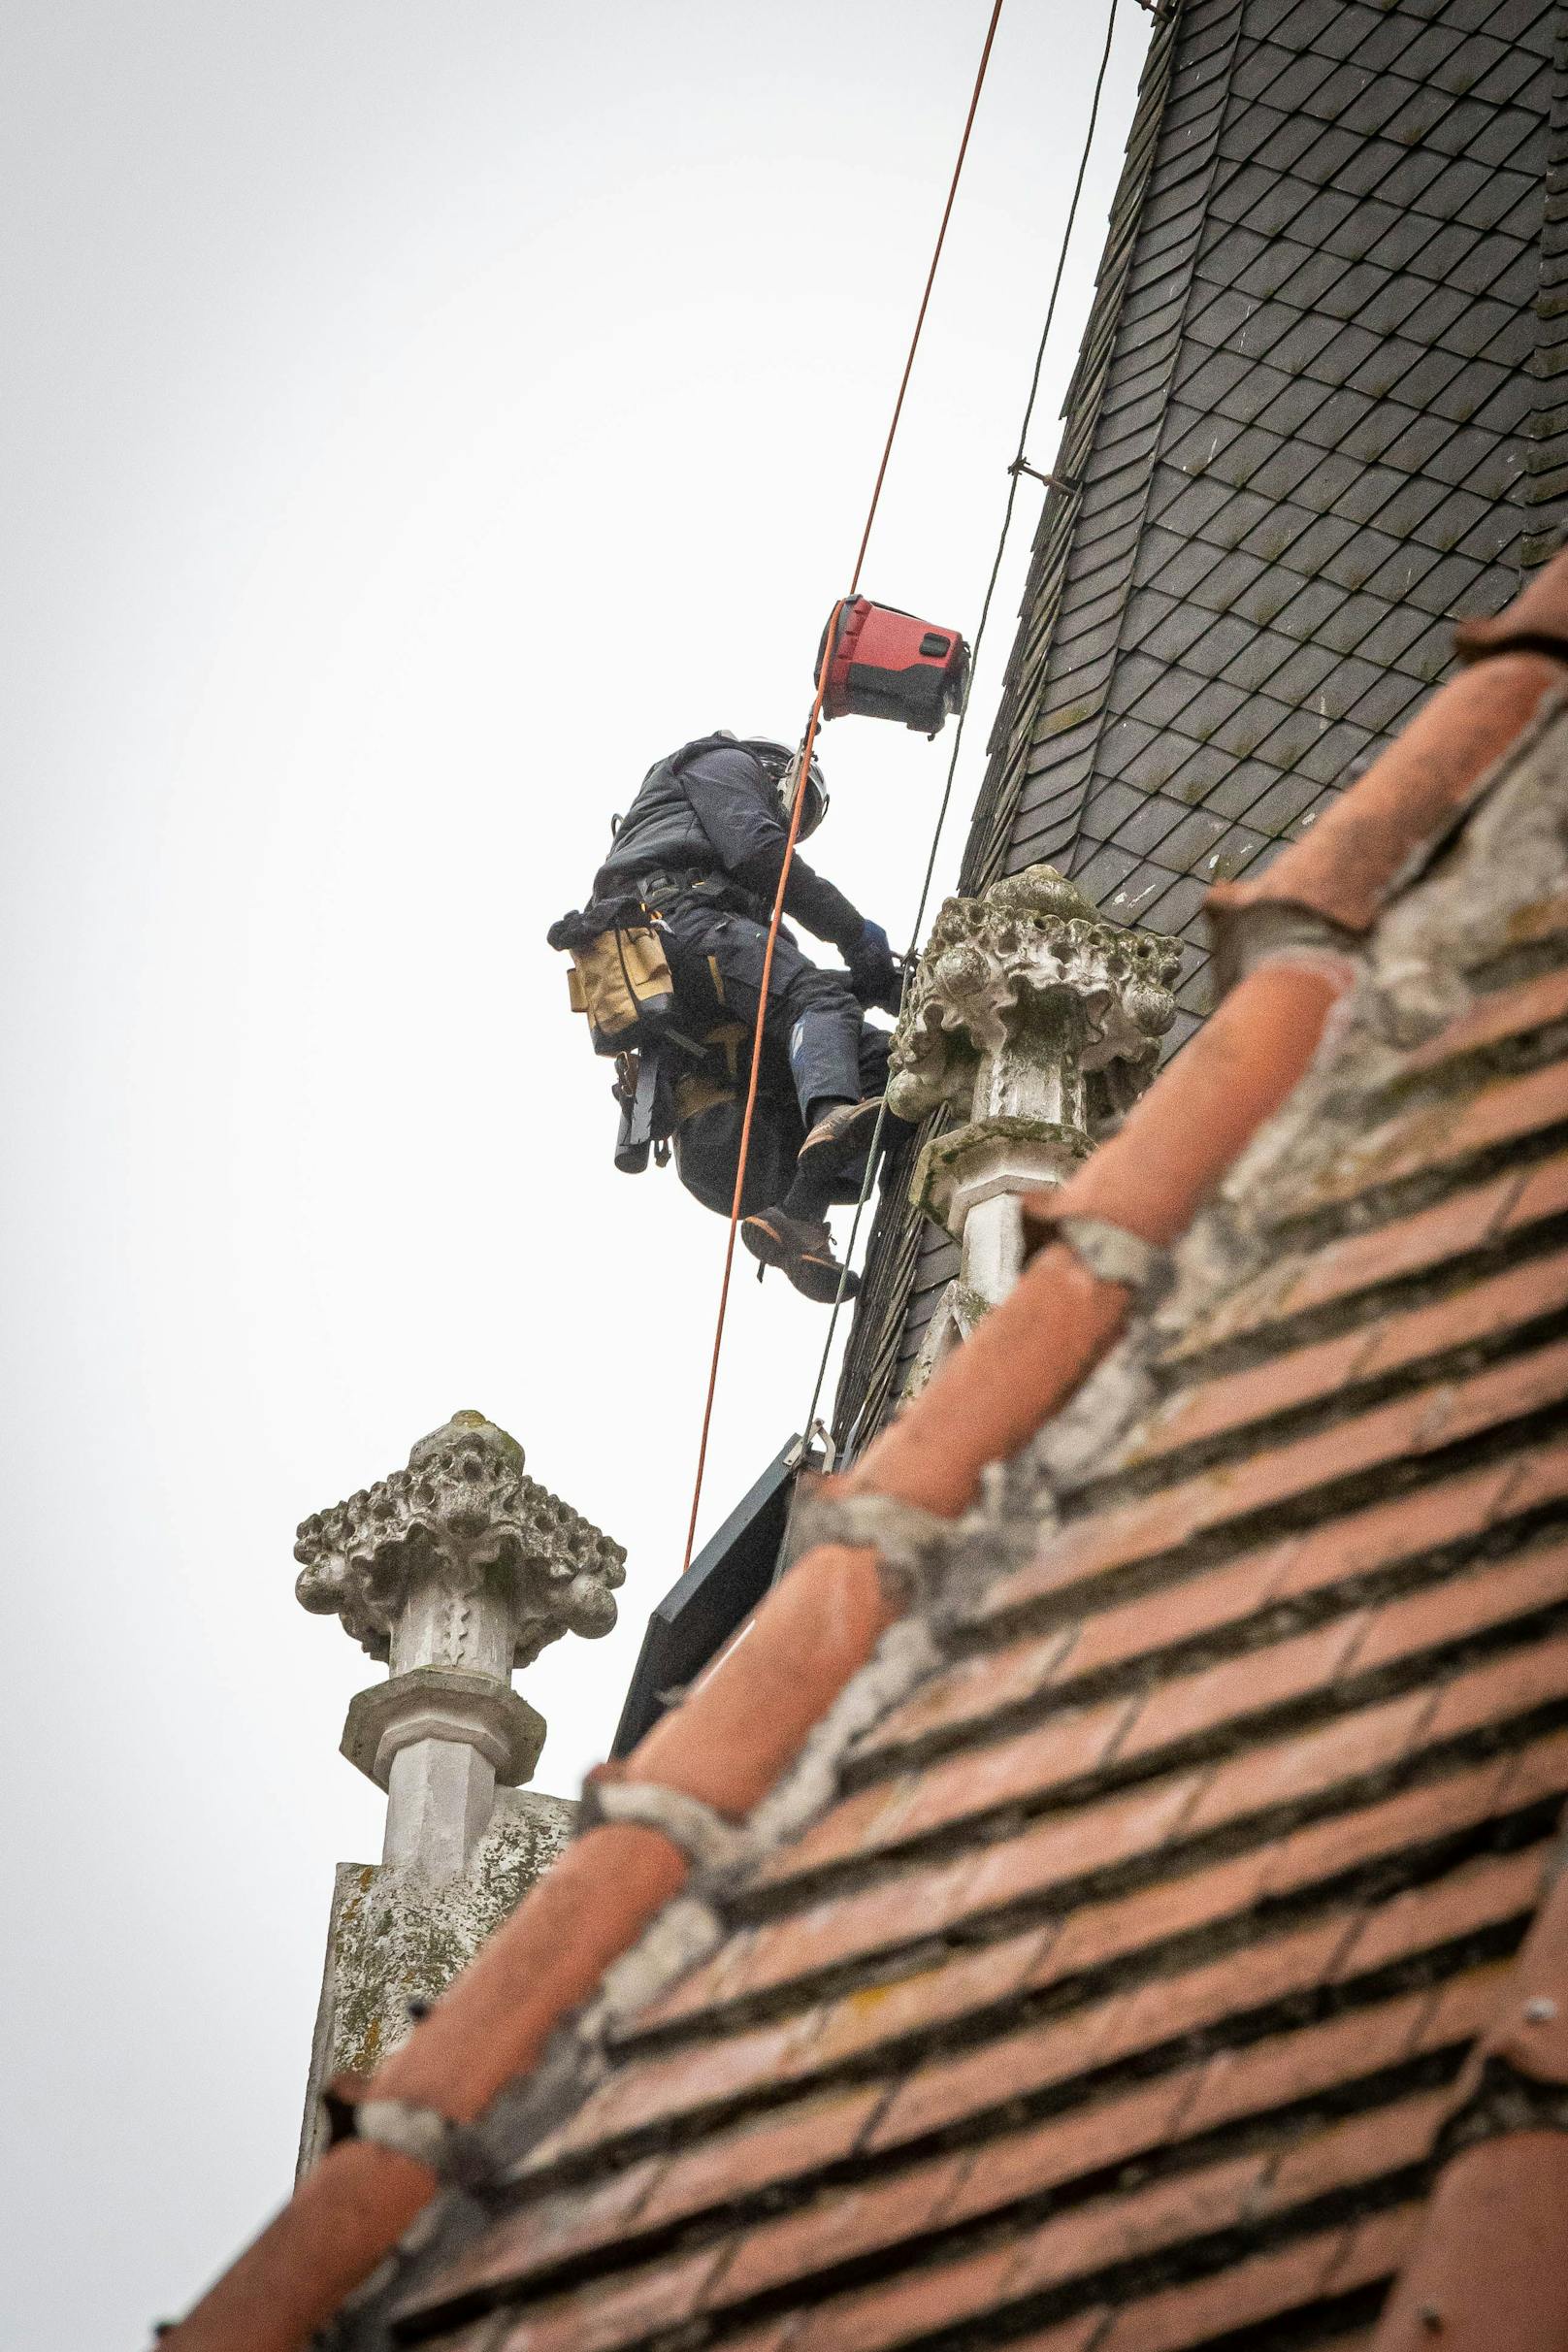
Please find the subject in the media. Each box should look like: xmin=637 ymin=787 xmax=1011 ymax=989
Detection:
xmin=294 ymin=1410 xmax=624 ymax=1668
xmin=297 ymin=1787 xmax=575 ymax=2175
xmin=896 ymin=867 xmax=1180 ymax=1395
xmin=341 ymin=1666 xmax=545 ymax=1791
xmin=294 ymin=1416 xmax=616 ymax=2164
xmin=888 ymin=863 xmax=1180 ymax=1135
xmin=296 ymin=1411 xmax=621 ymax=1876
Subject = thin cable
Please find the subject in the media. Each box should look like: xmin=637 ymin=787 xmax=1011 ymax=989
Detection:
xmin=848 ymin=0 xmax=1005 ymax=598
xmin=681 ymin=1 xmax=1010 ymax=1573
xmin=681 ymin=623 xmax=840 ymax=1575
xmin=795 ymin=0 xmax=1124 ymax=1467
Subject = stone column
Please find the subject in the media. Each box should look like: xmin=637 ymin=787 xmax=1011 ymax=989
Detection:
xmin=295 ymin=1409 xmax=625 ymax=1878
xmin=293 ymin=1412 xmax=625 ymax=2170
xmin=886 ymin=865 xmax=1181 ymax=1389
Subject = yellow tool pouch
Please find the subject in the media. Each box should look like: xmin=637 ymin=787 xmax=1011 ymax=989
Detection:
xmin=564 ymin=923 xmax=676 ymax=1056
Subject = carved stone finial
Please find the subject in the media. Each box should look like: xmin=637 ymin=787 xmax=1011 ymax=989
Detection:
xmin=294 ymin=1410 xmax=624 ymax=1670
xmin=296 ymin=1413 xmax=624 ymax=1878
xmin=887 ymin=862 xmax=1181 ymax=1128
xmin=890 ymin=866 xmax=1182 ymax=1391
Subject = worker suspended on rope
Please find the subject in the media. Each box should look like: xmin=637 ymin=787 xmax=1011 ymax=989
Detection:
xmin=550 ymin=732 xmax=906 ymax=1302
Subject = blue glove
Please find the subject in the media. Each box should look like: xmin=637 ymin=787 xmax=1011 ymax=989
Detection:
xmin=845 ymin=920 xmax=899 ymax=1013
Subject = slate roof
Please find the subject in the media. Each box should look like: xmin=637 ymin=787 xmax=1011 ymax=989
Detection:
xmin=835 ymin=0 xmax=1568 ymax=1449
xmin=352 ymin=697 xmax=1568 ymax=2352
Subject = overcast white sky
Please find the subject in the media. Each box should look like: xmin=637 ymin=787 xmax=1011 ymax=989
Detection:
xmin=0 ymin=5 xmax=1149 ymax=2340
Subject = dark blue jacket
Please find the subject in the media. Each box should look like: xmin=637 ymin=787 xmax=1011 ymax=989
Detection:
xmin=595 ymin=735 xmax=864 ymax=951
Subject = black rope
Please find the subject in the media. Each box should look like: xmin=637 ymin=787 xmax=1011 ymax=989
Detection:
xmin=791 ymin=0 xmax=1127 ymax=1489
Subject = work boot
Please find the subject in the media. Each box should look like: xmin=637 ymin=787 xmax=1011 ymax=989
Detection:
xmin=741 ymin=1207 xmax=860 ymax=1306
xmin=797 ymin=1095 xmax=883 ymax=1182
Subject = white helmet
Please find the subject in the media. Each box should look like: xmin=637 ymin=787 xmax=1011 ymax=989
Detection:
xmin=742 ymin=738 xmax=830 ymax=839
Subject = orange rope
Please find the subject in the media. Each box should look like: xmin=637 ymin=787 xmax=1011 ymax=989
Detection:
xmin=680 ymin=0 xmax=1007 ymax=1573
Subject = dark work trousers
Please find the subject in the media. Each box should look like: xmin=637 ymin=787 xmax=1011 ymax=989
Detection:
xmin=658 ymin=895 xmax=866 ymax=1127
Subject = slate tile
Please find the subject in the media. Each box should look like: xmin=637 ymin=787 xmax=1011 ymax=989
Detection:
xmin=1120 ymin=737 xmax=1193 ymax=795
xmin=1094 ymin=791 xmax=1192 ymax=862
xmin=1290 ymin=721 xmax=1370 ymax=787
xmin=1351 ymin=600 xmax=1440 ymax=670
xmin=1073 ymin=841 xmax=1146 ymax=906
xmin=1258 ymin=641 xmax=1342 ymax=706
xmin=1403 ymin=550 xmax=1489 ymax=618
xmin=1236 ymin=766 xmax=1328 ymax=833
xmin=1136 ymin=600 xmax=1219 ymax=665
xmin=1343 ymin=668 xmax=1428 ymax=735
xmin=1455 ymin=501 xmax=1521 ymax=565
xmin=1214 ymin=630 xmax=1298 ymax=699
xmin=1250 ymin=509 xmax=1361 ymax=578
xmin=1335 ymin=400 xmax=1428 ymax=467
xmin=1120 ymin=668 xmax=1213 ymax=735
xmin=1131 ymin=872 xmax=1210 ymax=933
xmin=1269 ymin=577 xmax=1349 ymax=642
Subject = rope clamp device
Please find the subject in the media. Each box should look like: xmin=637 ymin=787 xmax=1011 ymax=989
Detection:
xmin=817 ymin=596 xmax=971 ymax=736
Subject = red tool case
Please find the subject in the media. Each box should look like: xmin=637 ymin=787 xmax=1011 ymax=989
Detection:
xmin=817 ymin=597 xmax=970 ymax=735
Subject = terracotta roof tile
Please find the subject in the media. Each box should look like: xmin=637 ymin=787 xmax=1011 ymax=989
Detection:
xmin=1113 ymin=1609 xmax=1372 ymax=1758
xmin=1346 ymin=1533 xmax=1568 ymax=1674
xmin=852 ymin=1626 xmax=1078 ymax=1763
xmin=479 ymin=2243 xmax=725 ymax=2352
xmin=1131 ymin=1323 xmax=1383 ymax=1459
xmin=1170 ymin=1165 xmax=1527 ymax=1355
xmin=1504 ymin=1143 xmax=1568 ymax=1227
xmin=936 ymin=2079 xmax=1200 ymax=2229
xmin=1259 ymin=2088 xmax=1452 ymax=2214
xmin=804 ymin=1931 xmax=1053 ymax=2073
xmin=1142 ymin=1242 xmax=1568 ymax=1469
xmin=1181 ymin=1687 xmax=1438 ymax=1837
xmin=1400 ymin=958 xmax=1568 ymax=1069
xmin=699 ymin=2148 xmax=971 ymax=2308
xmin=1177 ymin=1994 xmax=1442 ymax=2140
xmin=1090 ymin=2230 xmax=1386 ymax=2352
xmin=1330 ymin=1843 xmax=1548 ymax=1981
xmin=1303 ymin=1051 xmax=1568 ymax=1206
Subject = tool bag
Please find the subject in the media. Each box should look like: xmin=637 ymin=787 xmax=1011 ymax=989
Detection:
xmin=817 ymin=596 xmax=970 ymax=735
xmin=548 ymin=901 xmax=676 ymax=1056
